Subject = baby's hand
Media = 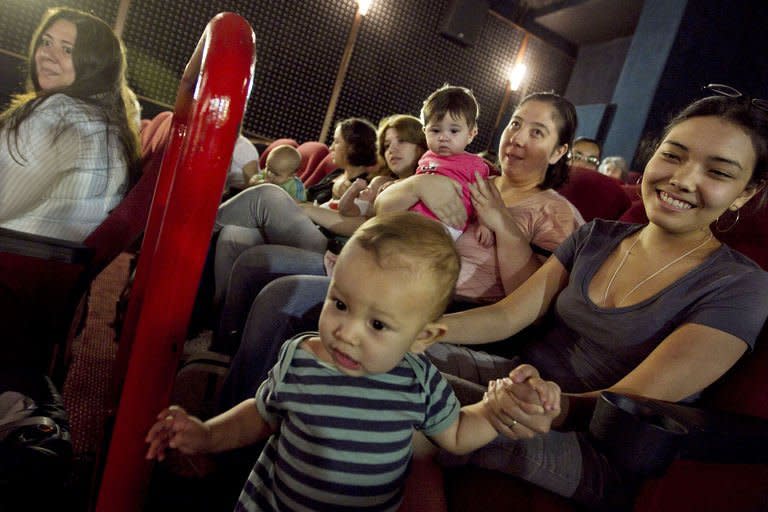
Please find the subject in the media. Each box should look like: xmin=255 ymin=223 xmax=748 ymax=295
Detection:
xmin=475 ymin=225 xmax=495 ymax=247
xmin=145 ymin=406 xmax=211 ymax=461
xmin=347 ymin=178 xmax=368 ymax=197
xmin=248 ymin=175 xmax=266 ymax=187
xmin=507 ymin=364 xmax=560 ymax=413
xmin=358 ymin=187 xmax=376 ymax=202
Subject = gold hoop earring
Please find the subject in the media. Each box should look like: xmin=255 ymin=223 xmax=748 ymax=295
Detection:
xmin=715 ymin=208 xmax=740 ymax=232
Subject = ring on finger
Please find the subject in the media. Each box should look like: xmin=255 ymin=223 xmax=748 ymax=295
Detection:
xmin=508 ymin=419 xmax=518 ymax=428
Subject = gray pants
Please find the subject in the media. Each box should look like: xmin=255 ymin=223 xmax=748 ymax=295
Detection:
xmin=427 ymin=343 xmax=627 ymax=508
xmin=214 ymin=184 xmax=328 ymax=304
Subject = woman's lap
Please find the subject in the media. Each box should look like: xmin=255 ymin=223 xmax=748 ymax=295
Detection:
xmin=427 ymin=342 xmax=627 ymax=507
xmin=213 ymin=185 xmax=329 ymax=305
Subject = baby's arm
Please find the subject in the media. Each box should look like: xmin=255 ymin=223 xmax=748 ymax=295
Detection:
xmin=145 ymin=399 xmax=273 ymax=461
xmin=338 ymin=178 xmax=368 ymax=216
xmin=242 ymin=160 xmax=261 ymax=185
xmin=428 ymin=401 xmax=499 ymax=455
xmin=475 ymin=224 xmax=495 ymax=247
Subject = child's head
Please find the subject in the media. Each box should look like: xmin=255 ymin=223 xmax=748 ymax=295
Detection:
xmin=420 ymin=85 xmax=479 ymax=157
xmin=318 ymin=212 xmax=460 ymax=376
xmin=264 ymin=144 xmax=301 ymax=185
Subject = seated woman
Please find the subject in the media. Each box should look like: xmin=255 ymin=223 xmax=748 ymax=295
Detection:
xmin=376 ymin=91 xmax=585 ymax=302
xmin=0 ymin=7 xmax=140 ymax=242
xmin=422 ymin=92 xmax=768 ymax=508
xmin=218 ymin=92 xmax=585 ymax=402
xmin=212 ymin=117 xmax=378 ymax=304
xmin=213 ymin=115 xmax=428 ymax=352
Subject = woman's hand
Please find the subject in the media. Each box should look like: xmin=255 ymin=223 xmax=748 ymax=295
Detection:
xmin=469 ymin=173 xmax=520 ymax=236
xmin=483 ymin=364 xmax=561 ymax=440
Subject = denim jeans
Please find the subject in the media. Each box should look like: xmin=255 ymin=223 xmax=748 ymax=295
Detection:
xmin=219 ymin=275 xmax=330 ymax=409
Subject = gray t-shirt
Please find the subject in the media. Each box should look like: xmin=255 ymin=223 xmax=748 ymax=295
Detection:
xmin=521 ymin=220 xmax=768 ymax=400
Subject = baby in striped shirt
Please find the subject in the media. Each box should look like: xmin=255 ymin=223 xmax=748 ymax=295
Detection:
xmin=146 ymin=212 xmax=558 ymax=511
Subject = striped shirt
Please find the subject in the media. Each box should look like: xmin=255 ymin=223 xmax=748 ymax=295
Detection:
xmin=236 ymin=333 xmax=460 ymax=512
xmin=0 ymin=94 xmax=127 ymax=241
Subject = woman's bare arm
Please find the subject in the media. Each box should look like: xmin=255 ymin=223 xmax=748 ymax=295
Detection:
xmin=300 ymin=203 xmax=367 ymax=237
xmin=469 ymin=176 xmax=542 ymax=293
xmin=441 ymin=256 xmax=570 ymax=344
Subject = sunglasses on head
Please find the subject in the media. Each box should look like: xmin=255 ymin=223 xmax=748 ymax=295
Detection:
xmin=706 ymin=83 xmax=768 ymax=112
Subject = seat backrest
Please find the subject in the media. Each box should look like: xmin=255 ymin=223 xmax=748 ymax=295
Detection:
xmin=84 ymin=112 xmax=172 ymax=267
xmin=303 ymin=152 xmax=338 ymax=187
xmin=621 ymin=183 xmax=641 ymax=203
xmin=296 ymin=141 xmax=329 ymax=181
xmin=556 ymin=166 xmax=632 ymax=221
xmin=139 ymin=111 xmax=173 ymax=156
xmin=258 ymin=137 xmax=299 ymax=168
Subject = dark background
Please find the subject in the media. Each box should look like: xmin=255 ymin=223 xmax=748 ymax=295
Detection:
xmin=2 ymin=0 xmax=767 ymax=167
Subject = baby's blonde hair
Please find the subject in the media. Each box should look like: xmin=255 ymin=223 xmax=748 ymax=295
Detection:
xmin=266 ymin=144 xmax=301 ymax=175
xmin=348 ymin=212 xmax=460 ymax=320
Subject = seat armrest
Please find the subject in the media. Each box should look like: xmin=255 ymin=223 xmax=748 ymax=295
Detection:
xmin=597 ymin=393 xmax=768 ymax=465
xmin=0 ymin=228 xmax=94 ymax=265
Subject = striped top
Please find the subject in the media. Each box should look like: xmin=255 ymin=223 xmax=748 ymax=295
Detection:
xmin=0 ymin=94 xmax=128 ymax=241
xmin=236 ymin=333 xmax=460 ymax=512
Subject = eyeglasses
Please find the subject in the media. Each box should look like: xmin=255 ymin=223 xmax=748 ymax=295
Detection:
xmin=706 ymin=83 xmax=768 ymax=112
xmin=570 ymin=153 xmax=600 ymax=166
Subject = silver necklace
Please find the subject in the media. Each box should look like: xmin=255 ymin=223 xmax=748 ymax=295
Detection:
xmin=601 ymin=231 xmax=714 ymax=306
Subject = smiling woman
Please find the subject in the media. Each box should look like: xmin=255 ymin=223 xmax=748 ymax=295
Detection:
xmin=0 ymin=7 xmax=140 ymax=242
xmin=422 ymin=92 xmax=768 ymax=509
xmin=35 ymin=19 xmax=77 ymax=90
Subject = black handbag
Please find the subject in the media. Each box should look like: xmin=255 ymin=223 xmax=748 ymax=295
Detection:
xmin=0 ymin=369 xmax=72 ymax=503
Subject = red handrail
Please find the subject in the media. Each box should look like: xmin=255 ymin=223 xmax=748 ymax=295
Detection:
xmin=96 ymin=13 xmax=255 ymax=511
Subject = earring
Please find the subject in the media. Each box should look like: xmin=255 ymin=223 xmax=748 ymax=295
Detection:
xmin=715 ymin=207 xmax=740 ymax=232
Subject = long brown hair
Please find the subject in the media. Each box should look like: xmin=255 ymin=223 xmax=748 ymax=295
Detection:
xmin=0 ymin=7 xmax=141 ymax=188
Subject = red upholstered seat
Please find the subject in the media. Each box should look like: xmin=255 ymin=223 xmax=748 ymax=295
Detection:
xmin=258 ymin=137 xmax=298 ymax=168
xmin=303 ymin=152 xmax=338 ymax=187
xmin=296 ymin=141 xmax=329 ymax=181
xmin=627 ymin=170 xmax=643 ymax=184
xmin=556 ymin=166 xmax=632 ymax=221
xmin=621 ymin=182 xmax=642 ymax=202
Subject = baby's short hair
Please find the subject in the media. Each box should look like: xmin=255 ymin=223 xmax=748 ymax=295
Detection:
xmin=421 ymin=84 xmax=480 ymax=129
xmin=266 ymin=144 xmax=302 ymax=174
xmin=348 ymin=212 xmax=460 ymax=320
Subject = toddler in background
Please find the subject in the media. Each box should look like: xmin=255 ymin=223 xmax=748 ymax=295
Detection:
xmin=250 ymin=144 xmax=306 ymax=201
xmin=411 ymin=84 xmax=492 ymax=244
xmin=146 ymin=212 xmax=555 ymax=511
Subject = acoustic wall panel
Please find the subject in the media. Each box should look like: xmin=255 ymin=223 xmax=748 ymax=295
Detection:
xmin=1 ymin=1 xmax=574 ymax=146
xmin=334 ymin=0 xmax=563 ymax=152
xmin=121 ymin=0 xmax=353 ymax=142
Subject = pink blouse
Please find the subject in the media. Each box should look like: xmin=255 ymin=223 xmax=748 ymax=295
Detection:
xmin=455 ymin=188 xmax=584 ymax=302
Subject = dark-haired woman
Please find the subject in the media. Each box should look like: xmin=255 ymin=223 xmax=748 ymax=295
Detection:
xmin=377 ymin=92 xmax=584 ymax=303
xmin=422 ymin=92 xmax=768 ymax=508
xmin=213 ymin=118 xmax=378 ymax=304
xmin=0 ymin=7 xmax=140 ymax=241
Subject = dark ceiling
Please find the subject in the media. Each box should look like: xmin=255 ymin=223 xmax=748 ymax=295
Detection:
xmin=490 ymin=0 xmax=644 ymax=47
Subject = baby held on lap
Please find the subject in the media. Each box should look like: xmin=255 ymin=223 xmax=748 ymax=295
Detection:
xmin=411 ymin=84 xmax=492 ymax=244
